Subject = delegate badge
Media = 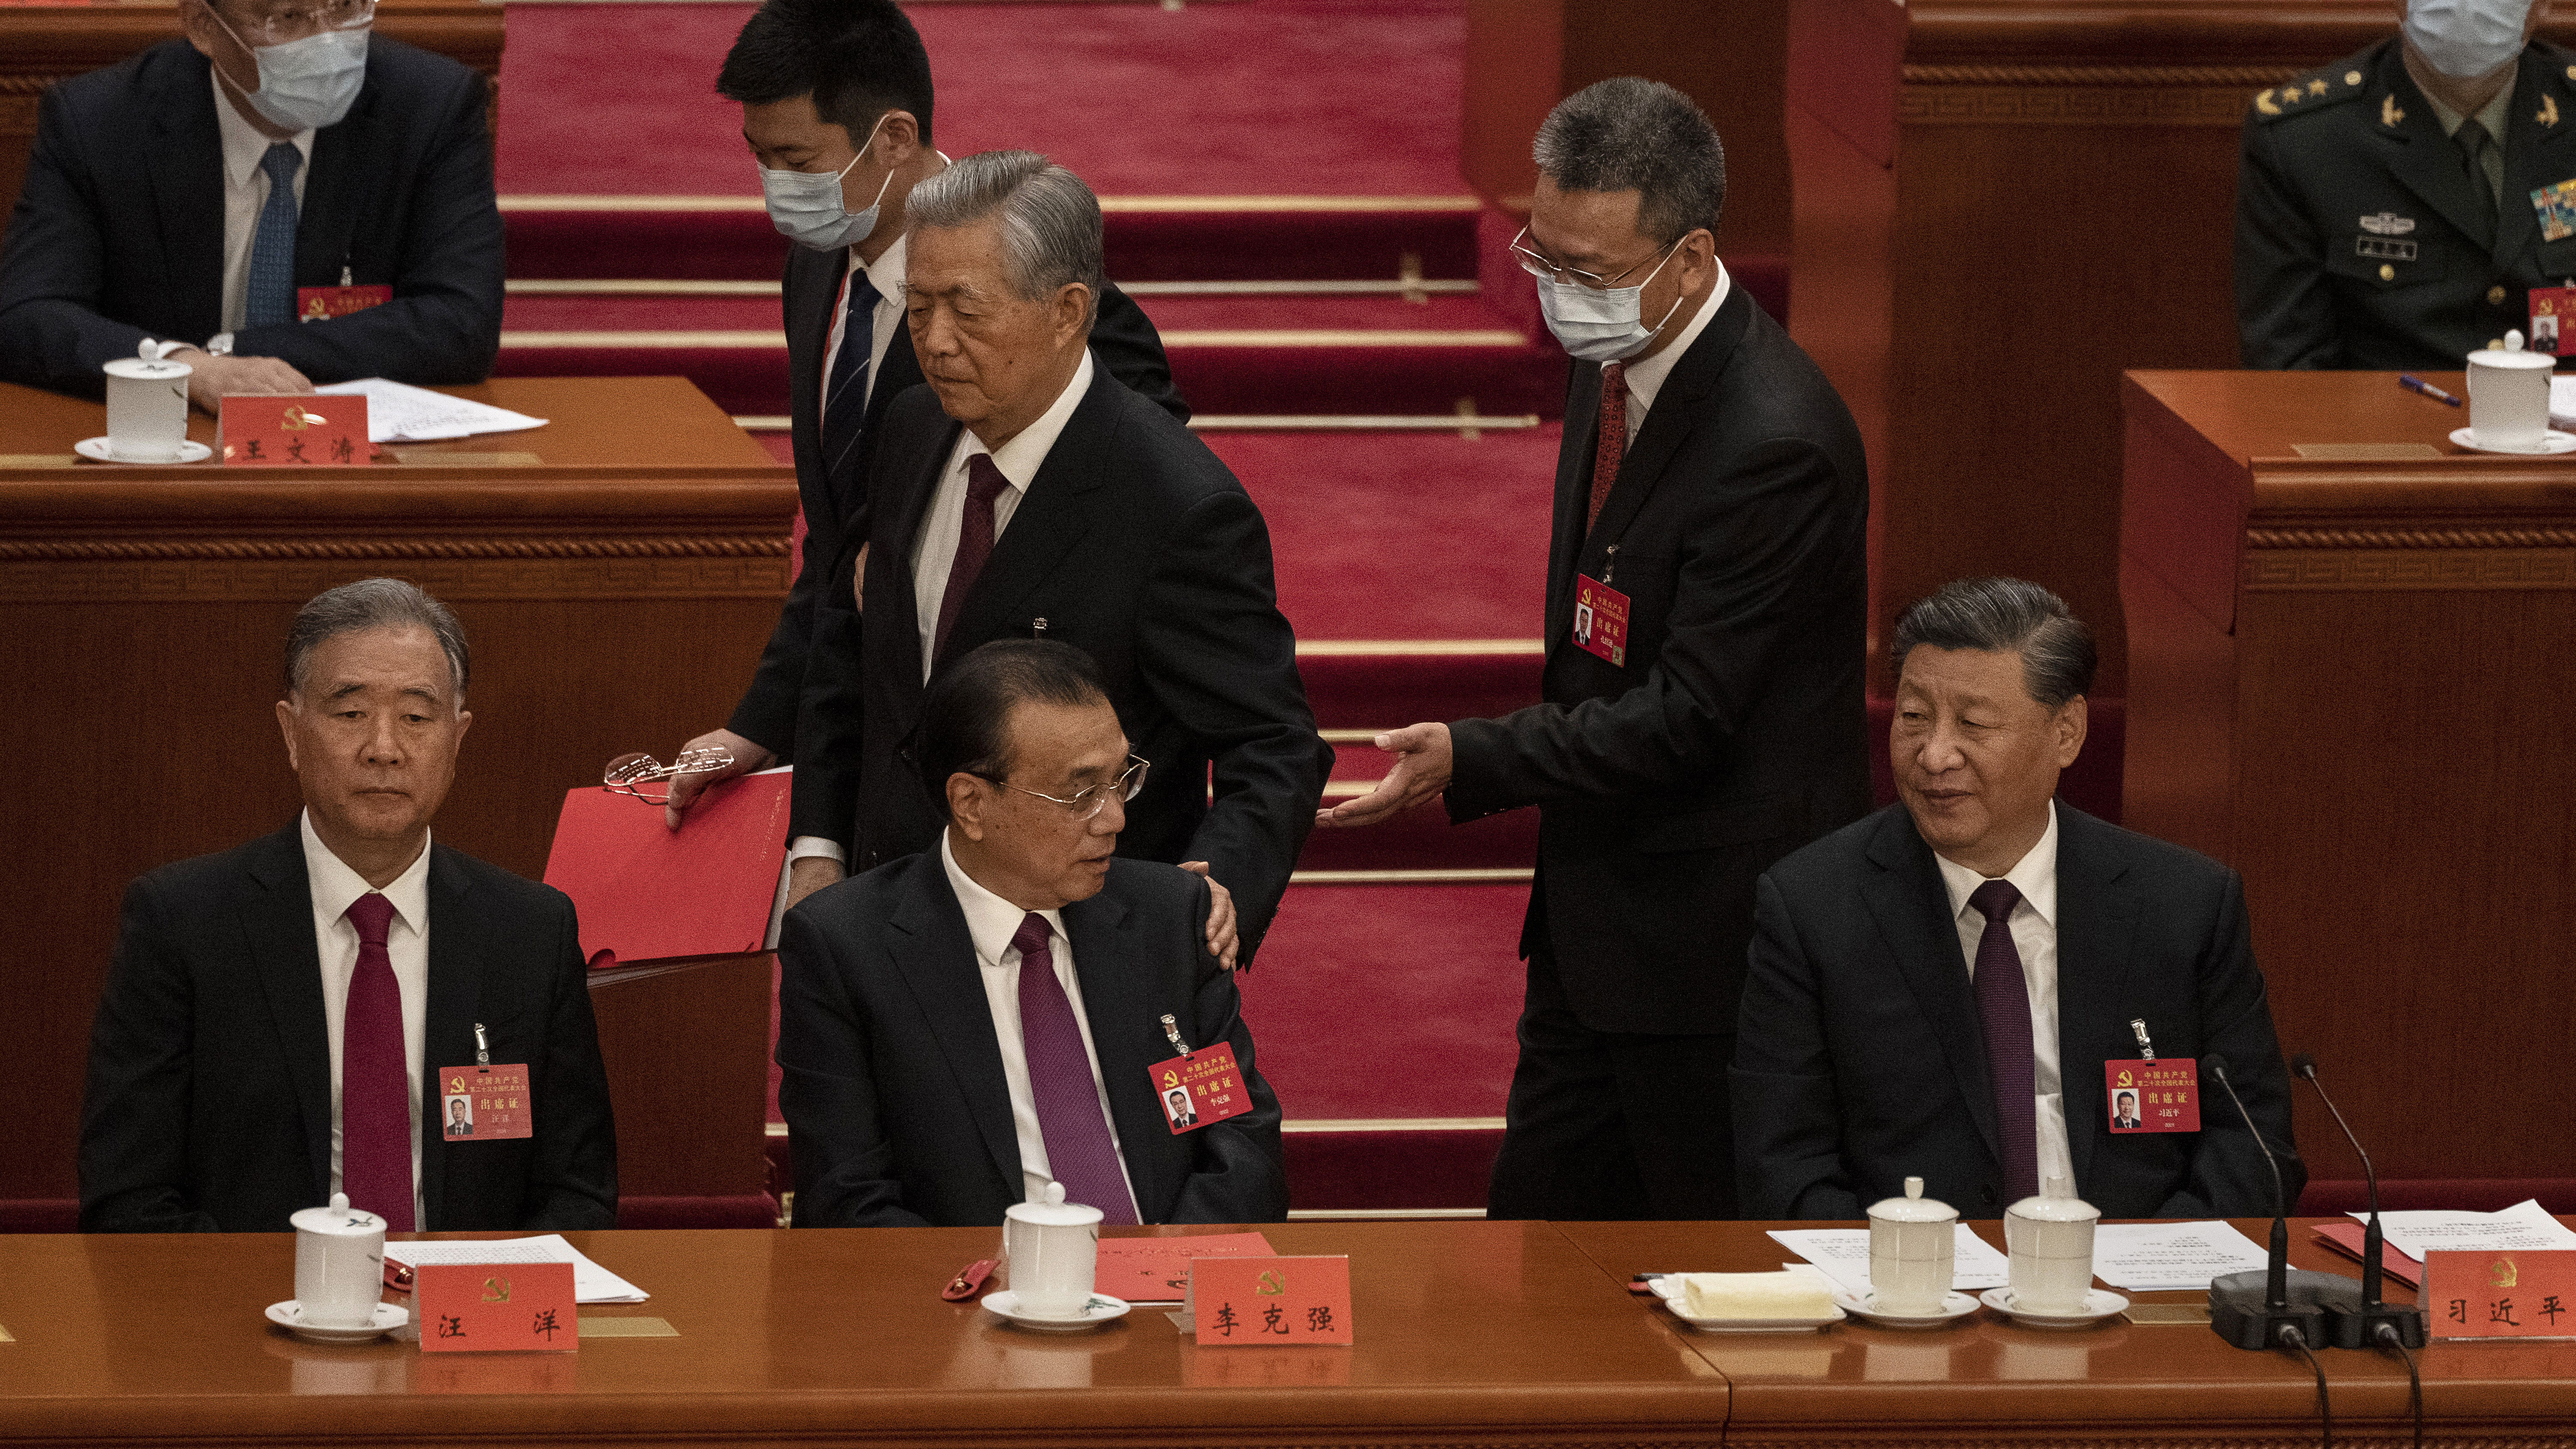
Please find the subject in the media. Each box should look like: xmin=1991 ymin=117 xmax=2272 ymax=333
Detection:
xmin=437 ymin=1064 xmax=534 ymax=1141
xmin=1148 ymin=1043 xmax=1251 ymax=1135
xmin=2534 ymin=179 xmax=2576 ymax=243
xmin=2105 ymin=1057 xmax=2200 ymax=1134
xmin=296 ymin=284 xmax=392 ymax=322
xmin=1572 ymin=573 xmax=1631 ymax=667
xmin=2533 ymin=286 xmax=2576 ymax=354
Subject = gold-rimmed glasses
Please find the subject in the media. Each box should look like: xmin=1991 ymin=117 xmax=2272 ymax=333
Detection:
xmin=982 ymin=755 xmax=1149 ymax=821
xmin=602 ymin=747 xmax=734 ymax=804
xmin=1508 ymin=224 xmax=1681 ymax=290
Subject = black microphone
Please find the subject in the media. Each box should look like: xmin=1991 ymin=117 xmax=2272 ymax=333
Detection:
xmin=2204 ymin=1052 xmax=2352 ymax=1351
xmin=2293 ymin=1052 xmax=2429 ymax=1349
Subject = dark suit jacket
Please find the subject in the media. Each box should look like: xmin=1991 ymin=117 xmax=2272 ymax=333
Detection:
xmin=1444 ymin=284 xmax=1872 ymax=1034
xmin=1732 ymin=803 xmax=2304 ymax=1220
xmin=722 ymin=241 xmax=1184 ymax=757
xmin=2236 ymin=38 xmax=2576 ymax=369
xmin=777 ymin=852 xmax=1286 ymax=1227
xmin=793 ymin=364 xmax=1330 ymax=963
xmin=79 ymin=827 xmax=617 ymax=1232
xmin=0 ymin=37 xmax=502 ymax=397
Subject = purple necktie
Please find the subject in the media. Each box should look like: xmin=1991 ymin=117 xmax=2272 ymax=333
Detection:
xmin=1969 ymin=879 xmax=2039 ymax=1204
xmin=933 ymin=454 xmax=1010 ymax=662
xmin=341 ymin=893 xmax=414 ymax=1230
xmin=1011 ymin=912 xmax=1137 ymax=1224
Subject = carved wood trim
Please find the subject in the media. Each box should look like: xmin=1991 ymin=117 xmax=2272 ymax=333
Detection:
xmin=1899 ymin=85 xmax=2256 ymax=126
xmin=1902 ymin=64 xmax=2295 ymax=87
xmin=2248 ymin=527 xmax=2576 ymax=549
xmin=2244 ymin=548 xmax=2576 ymax=590
xmin=0 ymin=535 xmax=788 ymax=562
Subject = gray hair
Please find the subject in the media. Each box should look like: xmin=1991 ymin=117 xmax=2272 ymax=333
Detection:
xmin=283 ymin=578 xmax=470 ymax=702
xmin=905 ymin=149 xmax=1104 ymax=329
xmin=1533 ymin=77 xmax=1727 ymax=248
xmin=1891 ymin=578 xmax=2096 ymax=710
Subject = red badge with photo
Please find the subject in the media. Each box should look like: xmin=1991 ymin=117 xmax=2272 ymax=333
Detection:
xmin=2104 ymin=1058 xmax=2200 ymax=1133
xmin=1572 ymin=573 xmax=1631 ymax=667
xmin=296 ymin=284 xmax=392 ymax=322
xmin=1147 ymin=1044 xmax=1252 ymax=1135
xmin=437 ymin=1064 xmax=534 ymax=1141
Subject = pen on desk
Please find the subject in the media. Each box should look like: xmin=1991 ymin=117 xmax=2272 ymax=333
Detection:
xmin=2399 ymin=373 xmax=2463 ymax=407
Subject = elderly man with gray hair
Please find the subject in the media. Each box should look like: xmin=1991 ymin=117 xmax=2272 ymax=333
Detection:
xmin=79 ymin=577 xmax=616 ymax=1233
xmin=1732 ymin=577 xmax=2301 ymax=1221
xmin=786 ymin=150 xmax=1330 ymax=972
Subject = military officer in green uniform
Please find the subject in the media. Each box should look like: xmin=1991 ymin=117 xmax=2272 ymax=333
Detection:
xmin=2237 ymin=0 xmax=2576 ymax=367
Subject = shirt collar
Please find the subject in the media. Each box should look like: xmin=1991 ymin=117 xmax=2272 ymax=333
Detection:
xmin=1619 ymin=257 xmax=1730 ymax=412
xmin=1933 ymin=798 xmax=2059 ymax=930
xmin=972 ymin=348 xmax=1094 ymax=493
xmin=853 ymin=229 xmax=907 ymax=300
xmin=939 ymin=828 xmax=1066 ymax=966
xmin=2421 ymin=70 xmax=2520 ymax=142
xmin=211 ymin=71 xmax=315 ymax=189
xmin=299 ymin=809 xmax=431 ymax=938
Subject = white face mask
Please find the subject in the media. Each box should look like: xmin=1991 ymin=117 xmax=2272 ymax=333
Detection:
xmin=2404 ymin=0 xmax=2533 ymax=80
xmin=207 ymin=8 xmax=370 ymax=132
xmin=1533 ymin=236 xmax=1687 ymax=363
xmin=759 ymin=113 xmax=895 ymax=253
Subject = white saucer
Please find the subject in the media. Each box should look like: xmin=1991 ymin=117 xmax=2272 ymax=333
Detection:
xmin=1833 ymin=1288 xmax=1983 ymax=1329
xmin=1978 ymin=1286 xmax=2129 ymax=1329
xmin=2449 ymin=426 xmax=2576 ymax=455
xmin=74 ymin=437 xmax=212 ymax=465
xmin=265 ymin=1299 xmax=407 ymax=1344
xmin=981 ymin=1290 xmax=1131 ymax=1333
xmin=1661 ymin=1294 xmax=1845 ymax=1334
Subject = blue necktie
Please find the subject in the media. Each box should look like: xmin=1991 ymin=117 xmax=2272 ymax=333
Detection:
xmin=819 ymin=269 xmax=881 ymax=489
xmin=245 ymin=142 xmax=303 ymax=329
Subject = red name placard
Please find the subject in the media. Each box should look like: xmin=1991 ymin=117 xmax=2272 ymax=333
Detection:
xmin=415 ymin=1262 xmax=577 ymax=1353
xmin=1190 ymin=1256 xmax=1351 ymax=1346
xmin=2423 ymin=1250 xmax=2576 ymax=1340
xmin=218 ymin=394 xmax=369 ymax=465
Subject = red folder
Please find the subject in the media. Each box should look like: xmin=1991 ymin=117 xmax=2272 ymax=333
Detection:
xmin=542 ymin=771 xmax=790 ymax=968
xmin=2311 ymin=1220 xmax=2423 ymax=1288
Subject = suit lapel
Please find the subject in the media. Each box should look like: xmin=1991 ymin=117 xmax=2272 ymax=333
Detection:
xmin=1578 ymin=288 xmax=1747 ymax=556
xmin=1543 ymin=362 xmax=1597 ymax=659
xmin=418 ymin=846 xmax=484 ymax=1229
xmin=2381 ymin=53 xmax=2510 ymax=246
xmin=885 ymin=860 xmax=1021 ymax=1198
xmin=1861 ymin=810 xmax=2003 ymax=1165
xmin=148 ymin=53 xmax=228 ymax=344
xmin=2051 ymin=808 xmax=2136 ymax=1195
xmin=293 ymin=86 xmax=375 ymax=290
xmin=932 ymin=361 xmax=1116 ymax=672
xmin=783 ymin=246 xmax=840 ymax=487
xmin=241 ymin=828 xmax=333 ymax=1204
xmin=871 ymin=406 xmax=958 ymax=705
xmin=1062 ymin=887 xmax=1172 ymax=1219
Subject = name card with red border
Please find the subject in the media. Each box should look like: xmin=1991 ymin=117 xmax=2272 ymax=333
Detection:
xmin=218 ymin=394 xmax=369 ymax=465
xmin=1190 ymin=1255 xmax=1351 ymax=1346
xmin=416 ymin=1262 xmax=578 ymax=1353
xmin=2423 ymin=1250 xmax=2576 ymax=1340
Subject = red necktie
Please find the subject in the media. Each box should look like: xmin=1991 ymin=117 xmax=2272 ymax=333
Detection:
xmin=1012 ymin=913 xmax=1137 ymax=1224
xmin=1969 ymin=880 xmax=2039 ymax=1204
xmin=340 ymin=892 xmax=414 ymax=1230
xmin=1585 ymin=360 xmax=1627 ymax=531
xmin=932 ymin=453 xmax=1010 ymax=662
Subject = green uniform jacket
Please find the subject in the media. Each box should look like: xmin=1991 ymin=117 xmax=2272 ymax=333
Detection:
xmin=2236 ymin=37 xmax=2576 ymax=368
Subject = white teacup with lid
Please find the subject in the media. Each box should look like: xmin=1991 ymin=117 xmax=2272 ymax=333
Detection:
xmin=2466 ymin=328 xmax=2557 ymax=450
xmin=101 ymin=340 xmax=193 ymax=463
xmin=2003 ymin=1174 xmax=2100 ymax=1316
xmin=1001 ymin=1181 xmax=1103 ymax=1320
xmin=1866 ymin=1175 xmax=1957 ymax=1315
xmin=290 ymin=1192 xmax=387 ymax=1329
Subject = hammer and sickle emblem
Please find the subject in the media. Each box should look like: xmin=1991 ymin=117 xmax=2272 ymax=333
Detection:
xmin=1255 ymin=1270 xmax=1285 ymax=1296
xmin=2492 ymin=1257 xmax=2520 ymax=1289
xmin=1161 ymin=1069 xmax=1181 ymax=1089
xmin=279 ymin=404 xmax=326 ymax=430
xmin=482 ymin=1275 xmax=512 ymax=1303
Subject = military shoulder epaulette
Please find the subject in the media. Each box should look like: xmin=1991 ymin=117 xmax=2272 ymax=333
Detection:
xmin=2251 ymin=60 xmax=2372 ymax=123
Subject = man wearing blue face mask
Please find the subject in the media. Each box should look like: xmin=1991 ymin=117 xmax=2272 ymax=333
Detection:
xmin=0 ymin=0 xmax=503 ymax=408
xmin=1317 ymin=78 xmax=1871 ymax=1222
xmin=2237 ymin=0 xmax=2576 ymax=367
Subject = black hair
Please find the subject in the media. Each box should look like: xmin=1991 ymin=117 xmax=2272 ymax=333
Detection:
xmin=917 ymin=640 xmax=1113 ymax=821
xmin=1891 ymin=577 xmax=2097 ymax=709
xmin=1533 ymin=77 xmax=1727 ymax=248
xmin=716 ymin=0 xmax=934 ymax=149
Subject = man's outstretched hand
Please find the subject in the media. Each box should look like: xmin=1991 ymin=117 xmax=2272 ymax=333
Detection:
xmin=661 ymin=727 xmax=776 ymax=830
xmin=1312 ymin=723 xmax=1451 ymax=829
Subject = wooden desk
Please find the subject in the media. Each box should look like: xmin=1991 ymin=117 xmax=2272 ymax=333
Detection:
xmin=2120 ymin=369 xmax=2576 ymax=1192
xmin=0 ymin=376 xmax=795 ymax=1208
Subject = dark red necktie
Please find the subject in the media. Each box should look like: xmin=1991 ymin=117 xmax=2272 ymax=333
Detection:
xmin=1969 ymin=879 xmax=2039 ymax=1204
xmin=932 ymin=453 xmax=1010 ymax=661
xmin=1012 ymin=913 xmax=1137 ymax=1224
xmin=1584 ymin=360 xmax=1627 ymax=531
xmin=340 ymin=892 xmax=414 ymax=1230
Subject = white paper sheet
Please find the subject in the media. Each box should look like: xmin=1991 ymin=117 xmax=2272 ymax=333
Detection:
xmin=1766 ymin=1224 xmax=2012 ymax=1298
xmin=313 ymin=377 xmax=548 ymax=444
xmin=2549 ymin=375 xmax=2576 ymax=431
xmin=2360 ymin=1199 xmax=2576 ymax=1263
xmin=2088 ymin=1221 xmax=2272 ymax=1291
xmin=383 ymin=1234 xmax=648 ymax=1303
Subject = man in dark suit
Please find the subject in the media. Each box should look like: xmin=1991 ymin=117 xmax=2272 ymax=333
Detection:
xmin=2236 ymin=0 xmax=2576 ymax=367
xmin=779 ymin=640 xmax=1286 ymax=1228
xmin=787 ymin=150 xmax=1328 ymax=969
xmin=0 ymin=0 xmax=503 ymax=407
xmin=659 ymin=0 xmax=1182 ymax=825
xmin=1733 ymin=578 xmax=2300 ymax=1220
xmin=1320 ymin=79 xmax=1870 ymax=1220
xmin=79 ymin=579 xmax=616 ymax=1233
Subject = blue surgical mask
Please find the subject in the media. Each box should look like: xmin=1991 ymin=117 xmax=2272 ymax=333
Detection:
xmin=2404 ymin=0 xmax=2532 ymax=80
xmin=759 ymin=115 xmax=895 ymax=253
xmin=208 ymin=8 xmax=369 ymax=131
xmin=1533 ymin=239 xmax=1687 ymax=363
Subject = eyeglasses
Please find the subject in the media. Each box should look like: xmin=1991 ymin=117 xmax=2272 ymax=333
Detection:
xmin=980 ymin=755 xmax=1149 ymax=821
xmin=601 ymin=747 xmax=733 ymax=804
xmin=220 ymin=0 xmax=375 ymax=47
xmin=1508 ymin=225 xmax=1682 ymax=290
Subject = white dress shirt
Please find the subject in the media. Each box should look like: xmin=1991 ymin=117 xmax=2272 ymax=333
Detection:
xmin=1933 ymin=800 xmax=2075 ymax=1196
xmin=819 ymin=232 xmax=910 ymax=423
xmin=939 ymin=829 xmax=1142 ymax=1217
xmin=1607 ymin=258 xmax=1730 ymax=448
xmin=212 ymin=75 xmax=314 ymax=336
xmin=298 ymin=811 xmax=430 ymax=1227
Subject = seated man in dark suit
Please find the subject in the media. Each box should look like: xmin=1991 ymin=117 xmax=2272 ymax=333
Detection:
xmin=785 ymin=149 xmax=1330 ymax=968
xmin=1733 ymin=577 xmax=2302 ymax=1220
xmin=779 ymin=639 xmax=1286 ymax=1228
xmin=0 ymin=0 xmax=503 ymax=408
xmin=80 ymin=579 xmax=615 ymax=1232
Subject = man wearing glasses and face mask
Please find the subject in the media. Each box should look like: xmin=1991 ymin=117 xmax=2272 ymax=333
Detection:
xmin=1319 ymin=78 xmax=1872 ymax=1223
xmin=0 ymin=0 xmax=504 ymax=409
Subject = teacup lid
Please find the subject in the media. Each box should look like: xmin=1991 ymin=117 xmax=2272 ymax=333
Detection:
xmin=2005 ymin=1174 xmax=2101 ymax=1223
xmin=289 ymin=1192 xmax=387 ymax=1236
xmin=2471 ymin=329 xmax=2557 ymax=369
xmin=1004 ymin=1180 xmax=1104 ymax=1228
xmin=1868 ymin=1175 xmax=1959 ymax=1223
xmin=102 ymin=356 xmax=192 ymax=381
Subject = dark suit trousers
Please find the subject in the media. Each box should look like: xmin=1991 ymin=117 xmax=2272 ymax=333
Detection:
xmin=1486 ymin=949 xmax=1737 ymax=1221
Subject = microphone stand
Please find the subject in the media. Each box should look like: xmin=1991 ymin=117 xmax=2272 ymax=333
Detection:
xmin=2294 ymin=1053 xmax=2428 ymax=1349
xmin=2204 ymin=1053 xmax=2355 ymax=1350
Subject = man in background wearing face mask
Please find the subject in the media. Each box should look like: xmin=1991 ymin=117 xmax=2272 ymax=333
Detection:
xmin=2238 ymin=0 xmax=2573 ymax=367
xmin=658 ymin=0 xmax=1182 ymax=840
xmin=0 ymin=0 xmax=503 ymax=409
xmin=1317 ymin=78 xmax=1870 ymax=1223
